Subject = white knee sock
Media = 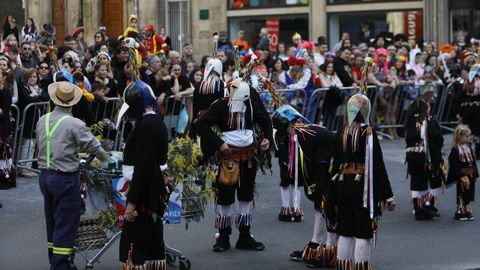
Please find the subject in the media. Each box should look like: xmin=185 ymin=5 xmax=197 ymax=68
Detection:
xmin=280 ymin=186 xmax=291 ymax=207
xmin=292 ymin=186 xmax=301 ymax=209
xmin=354 ymin=238 xmax=372 ymax=262
xmin=236 ymin=200 xmax=252 ymax=227
xmin=326 ymin=232 xmax=339 ymax=247
xmin=337 ymin=236 xmax=355 ymax=260
xmin=217 ymin=204 xmax=233 ymax=216
xmin=215 ymin=204 xmax=233 ymax=229
xmin=311 ymin=211 xmax=326 ymax=244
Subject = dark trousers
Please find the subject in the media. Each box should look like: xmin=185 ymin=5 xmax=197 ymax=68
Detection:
xmin=39 ymin=169 xmax=80 ymax=270
xmin=217 ymin=159 xmax=258 ymax=205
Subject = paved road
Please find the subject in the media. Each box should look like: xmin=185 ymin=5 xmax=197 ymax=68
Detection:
xmin=1 ymin=135 xmax=480 ymax=270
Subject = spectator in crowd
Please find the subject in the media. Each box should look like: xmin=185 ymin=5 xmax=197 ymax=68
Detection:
xmin=352 ymin=55 xmax=364 ymax=85
xmin=64 ymin=35 xmax=78 ymax=53
xmin=72 ymin=27 xmax=88 ymax=53
xmin=72 ymin=71 xmax=95 ymax=126
xmin=20 ymin=42 xmax=36 ymax=68
xmin=62 ymin=61 xmax=74 ymax=74
xmin=223 ymin=58 xmax=235 ymax=83
xmin=111 ymin=45 xmax=129 ymax=95
xmin=232 ymin=30 xmax=250 ymax=53
xmin=94 ymin=31 xmax=106 ymax=46
xmin=333 ymin=31 xmax=350 ymax=52
xmin=143 ymin=55 xmax=162 ymax=91
xmin=144 ymin=24 xmax=168 ymax=56
xmin=319 ymin=62 xmax=343 ymax=88
xmin=314 ymin=40 xmax=328 ymax=67
xmin=21 ymin=18 xmax=37 ymax=42
xmin=37 ymin=60 xmax=52 ymax=92
xmin=181 ymin=43 xmax=196 ymax=73
xmin=18 ymin=68 xmax=49 ymax=177
xmin=286 ymin=55 xmax=314 ymax=115
xmin=185 ymin=61 xmax=196 ymax=79
xmin=0 ymin=68 xmax=15 ymax=189
xmin=374 ymin=48 xmax=399 ymax=138
xmin=123 ymin=14 xmax=139 ymax=37
xmin=159 ymin=26 xmax=171 ymax=49
xmin=275 ymin=42 xmax=288 ymax=62
xmin=169 ymin=50 xmax=181 ymax=65
xmin=333 ymin=47 xmax=354 ymax=86
xmin=94 ymin=63 xmax=117 ymax=97
xmin=200 ymin=54 xmax=211 ymax=74
xmin=270 ymin=58 xmax=287 ymax=89
xmin=256 ymin=28 xmax=269 ymax=51
xmin=410 ymin=52 xmax=425 ymax=81
xmin=2 ymin=15 xmax=19 ymax=42
xmin=189 ymin=68 xmax=203 ymax=90
xmin=217 ymin=50 xmax=228 ymax=65
xmin=218 ymin=31 xmax=234 ymax=55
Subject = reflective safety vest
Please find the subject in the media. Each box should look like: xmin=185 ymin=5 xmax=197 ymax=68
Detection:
xmin=45 ymin=113 xmax=71 ymax=169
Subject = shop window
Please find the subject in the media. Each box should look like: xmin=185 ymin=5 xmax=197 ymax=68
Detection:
xmin=451 ymin=9 xmax=480 ymax=45
xmin=229 ymin=15 xmax=308 ymax=51
xmin=328 ymin=10 xmax=422 ymax=47
xmin=327 ymin=0 xmax=419 ymax=4
xmin=228 ymin=0 xmax=308 ymax=10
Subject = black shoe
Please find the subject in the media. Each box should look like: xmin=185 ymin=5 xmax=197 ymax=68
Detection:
xmin=213 ymin=235 xmax=231 ymax=252
xmin=278 ymin=213 xmax=291 ymax=222
xmin=235 ymin=234 xmax=265 ymax=250
xmin=415 ymin=208 xmax=434 ymax=220
xmin=292 ymin=214 xmax=302 ymax=222
xmin=454 ymin=210 xmax=463 ymax=220
xmin=289 ymin=250 xmax=303 ymax=262
xmin=424 ymin=205 xmax=440 ymax=216
xmin=466 ymin=212 xmax=475 ymax=221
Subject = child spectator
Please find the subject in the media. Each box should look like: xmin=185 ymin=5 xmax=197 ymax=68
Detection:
xmin=447 ymin=125 xmax=478 ymax=221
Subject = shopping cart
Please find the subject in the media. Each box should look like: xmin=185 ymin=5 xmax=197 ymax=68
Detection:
xmin=164 ymin=177 xmax=211 ymax=270
xmin=74 ymin=159 xmax=123 ymax=270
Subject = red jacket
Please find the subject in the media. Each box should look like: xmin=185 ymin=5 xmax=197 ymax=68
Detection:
xmin=146 ymin=34 xmax=168 ymax=56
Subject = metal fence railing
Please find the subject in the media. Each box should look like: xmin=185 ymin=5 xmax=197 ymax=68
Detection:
xmin=8 ymin=82 xmax=464 ymax=176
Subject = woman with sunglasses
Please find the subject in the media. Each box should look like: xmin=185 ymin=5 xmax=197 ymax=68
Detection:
xmin=37 ymin=61 xmax=53 ymax=92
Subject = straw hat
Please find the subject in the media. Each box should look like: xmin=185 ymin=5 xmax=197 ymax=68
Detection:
xmin=48 ymin=81 xmax=82 ymax=107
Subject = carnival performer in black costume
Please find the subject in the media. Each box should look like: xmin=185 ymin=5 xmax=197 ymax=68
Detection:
xmin=458 ymin=64 xmax=480 ymax=158
xmin=197 ymin=55 xmax=273 ymax=252
xmin=117 ymin=48 xmax=169 ymax=270
xmin=271 ymin=105 xmax=339 ymax=268
xmin=404 ymin=98 xmax=445 ymax=220
xmin=190 ymin=35 xmax=225 ymax=139
xmin=329 ymin=58 xmax=395 ymax=270
xmin=446 ymin=125 xmax=478 ymax=221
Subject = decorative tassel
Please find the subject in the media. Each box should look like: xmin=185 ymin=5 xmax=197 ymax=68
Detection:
xmin=336 ymin=259 xmax=353 ymax=270
xmin=290 ymin=206 xmax=304 ymax=218
xmin=279 ymin=206 xmax=290 ymax=216
xmin=354 ymin=261 xmax=372 ymax=270
xmin=215 ymin=215 xmax=232 ymax=229
xmin=301 ymin=242 xmax=322 ymax=261
xmin=325 ymin=246 xmax=337 ymax=268
xmin=235 ymin=213 xmax=252 ymax=227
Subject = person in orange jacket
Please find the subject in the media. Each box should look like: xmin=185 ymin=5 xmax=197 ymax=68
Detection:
xmin=144 ymin=24 xmax=168 ymax=56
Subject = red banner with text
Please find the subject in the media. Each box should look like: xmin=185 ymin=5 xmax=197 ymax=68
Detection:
xmin=266 ymin=18 xmax=279 ymax=53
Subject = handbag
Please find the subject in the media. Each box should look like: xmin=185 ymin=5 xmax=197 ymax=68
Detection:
xmin=220 ymin=160 xmax=239 ymax=186
xmin=176 ymin=103 xmax=189 ymax=134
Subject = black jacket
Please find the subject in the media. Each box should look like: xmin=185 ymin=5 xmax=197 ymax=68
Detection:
xmin=197 ymin=88 xmax=272 ymax=158
xmin=125 ymin=113 xmax=169 ymax=214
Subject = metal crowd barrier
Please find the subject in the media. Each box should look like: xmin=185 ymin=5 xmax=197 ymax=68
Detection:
xmin=10 ymin=104 xmax=20 ymax=163
xmin=258 ymin=88 xmax=308 ymax=116
xmin=16 ymin=101 xmax=49 ymax=173
xmin=436 ymin=82 xmax=460 ymax=132
xmin=161 ymin=95 xmax=193 ymax=140
xmin=15 ymin=98 xmax=123 ymax=174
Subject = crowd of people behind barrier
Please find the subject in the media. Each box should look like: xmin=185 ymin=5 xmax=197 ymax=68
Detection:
xmin=0 ymin=13 xmax=479 ymax=186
